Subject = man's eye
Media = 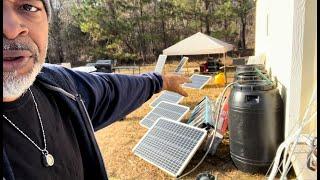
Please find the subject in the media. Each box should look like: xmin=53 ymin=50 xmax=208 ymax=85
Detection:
xmin=21 ymin=4 xmax=39 ymax=12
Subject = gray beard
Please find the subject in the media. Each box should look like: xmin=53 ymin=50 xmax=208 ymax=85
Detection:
xmin=3 ymin=36 xmax=48 ymax=100
xmin=3 ymin=62 xmax=43 ymax=99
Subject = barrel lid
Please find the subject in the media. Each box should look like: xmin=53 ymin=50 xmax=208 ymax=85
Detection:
xmin=236 ymin=76 xmax=260 ymax=81
xmin=237 ymin=71 xmax=267 ymax=76
xmin=236 ymin=71 xmax=269 ymax=80
xmin=236 ymin=64 xmax=265 ymax=69
xmin=233 ymin=80 xmax=275 ymax=91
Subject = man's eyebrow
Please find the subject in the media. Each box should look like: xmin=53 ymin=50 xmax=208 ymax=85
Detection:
xmin=26 ymin=0 xmax=44 ymax=2
xmin=21 ymin=0 xmax=45 ymax=5
xmin=19 ymin=0 xmax=44 ymax=3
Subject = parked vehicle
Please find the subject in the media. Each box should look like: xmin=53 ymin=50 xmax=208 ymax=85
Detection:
xmin=94 ymin=59 xmax=113 ymax=73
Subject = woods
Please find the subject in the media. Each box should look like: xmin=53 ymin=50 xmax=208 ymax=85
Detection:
xmin=47 ymin=0 xmax=255 ymax=65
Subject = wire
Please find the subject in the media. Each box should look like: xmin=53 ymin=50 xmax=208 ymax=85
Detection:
xmin=266 ymin=112 xmax=317 ymax=179
xmin=254 ymin=67 xmax=272 ymax=84
xmin=176 ymin=82 xmax=237 ymax=179
xmin=280 ymin=112 xmax=317 ymax=179
xmin=266 ymin=87 xmax=317 ymax=179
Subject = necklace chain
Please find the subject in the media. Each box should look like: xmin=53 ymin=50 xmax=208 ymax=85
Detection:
xmin=3 ymin=88 xmax=48 ymax=155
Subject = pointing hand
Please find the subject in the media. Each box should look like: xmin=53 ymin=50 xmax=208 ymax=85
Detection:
xmin=162 ymin=73 xmax=191 ymax=97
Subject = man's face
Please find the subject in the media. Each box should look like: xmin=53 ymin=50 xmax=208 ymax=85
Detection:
xmin=3 ymin=0 xmax=48 ymax=101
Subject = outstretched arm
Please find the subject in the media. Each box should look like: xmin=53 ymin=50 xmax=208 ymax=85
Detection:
xmin=61 ymin=68 xmax=189 ymax=131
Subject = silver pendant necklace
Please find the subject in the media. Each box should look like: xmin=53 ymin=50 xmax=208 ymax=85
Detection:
xmin=3 ymin=88 xmax=54 ymax=167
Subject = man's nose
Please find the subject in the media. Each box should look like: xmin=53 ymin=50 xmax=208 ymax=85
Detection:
xmin=3 ymin=8 xmax=29 ymax=39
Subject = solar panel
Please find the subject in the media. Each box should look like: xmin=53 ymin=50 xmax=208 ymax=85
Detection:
xmin=133 ymin=117 xmax=207 ymax=177
xmin=140 ymin=101 xmax=189 ymax=128
xmin=187 ymin=96 xmax=214 ymax=127
xmin=203 ymin=129 xmax=223 ymax=156
xmin=183 ymin=74 xmax=212 ymax=89
xmin=174 ymin=57 xmax=189 ymax=73
xmin=154 ymin=54 xmax=167 ymax=74
xmin=150 ymin=90 xmax=184 ymax=108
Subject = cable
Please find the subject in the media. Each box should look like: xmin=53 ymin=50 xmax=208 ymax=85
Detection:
xmin=176 ymin=82 xmax=237 ymax=179
xmin=280 ymin=112 xmax=317 ymax=179
xmin=266 ymin=87 xmax=317 ymax=179
xmin=254 ymin=67 xmax=272 ymax=84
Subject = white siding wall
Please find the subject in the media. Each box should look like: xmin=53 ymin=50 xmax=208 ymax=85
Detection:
xmin=255 ymin=0 xmax=316 ymax=137
xmin=300 ymin=0 xmax=317 ymax=134
xmin=255 ymin=0 xmax=295 ymax=137
xmin=255 ymin=0 xmax=317 ymax=178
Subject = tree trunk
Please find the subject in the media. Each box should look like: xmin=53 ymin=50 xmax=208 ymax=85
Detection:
xmin=224 ymin=18 xmax=228 ymax=41
xmin=241 ymin=17 xmax=247 ymax=50
xmin=200 ymin=16 xmax=203 ymax=32
xmin=160 ymin=2 xmax=167 ymax=50
xmin=53 ymin=10 xmax=64 ymax=63
xmin=138 ymin=0 xmax=147 ymax=65
xmin=124 ymin=39 xmax=134 ymax=53
xmin=204 ymin=0 xmax=210 ymax=34
xmin=107 ymin=1 xmax=117 ymax=36
xmin=161 ymin=19 xmax=167 ymax=49
xmin=205 ymin=15 xmax=210 ymax=34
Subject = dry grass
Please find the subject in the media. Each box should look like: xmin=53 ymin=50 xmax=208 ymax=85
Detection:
xmin=94 ymin=61 xmax=287 ymax=180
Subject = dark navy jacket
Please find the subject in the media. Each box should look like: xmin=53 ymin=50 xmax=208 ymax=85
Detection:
xmin=3 ymin=64 xmax=163 ymax=180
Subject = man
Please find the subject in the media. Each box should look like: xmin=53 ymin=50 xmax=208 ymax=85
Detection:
xmin=3 ymin=0 xmax=189 ymax=179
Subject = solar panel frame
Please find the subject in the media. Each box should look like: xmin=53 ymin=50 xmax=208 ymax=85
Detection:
xmin=133 ymin=117 xmax=207 ymax=177
xmin=149 ymin=90 xmax=184 ymax=108
xmin=154 ymin=54 xmax=167 ymax=74
xmin=140 ymin=101 xmax=190 ymax=128
xmin=174 ymin=57 xmax=189 ymax=73
xmin=183 ymin=74 xmax=212 ymax=89
xmin=187 ymin=96 xmax=214 ymax=127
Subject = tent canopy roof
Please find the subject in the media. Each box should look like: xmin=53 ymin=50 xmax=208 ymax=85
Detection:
xmin=163 ymin=32 xmax=234 ymax=56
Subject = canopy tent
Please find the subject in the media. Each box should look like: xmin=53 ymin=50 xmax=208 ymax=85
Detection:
xmin=163 ymin=32 xmax=234 ymax=84
xmin=162 ymin=32 xmax=234 ymax=55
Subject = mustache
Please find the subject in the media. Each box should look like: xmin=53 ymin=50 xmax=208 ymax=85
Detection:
xmin=3 ymin=37 xmax=39 ymax=60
